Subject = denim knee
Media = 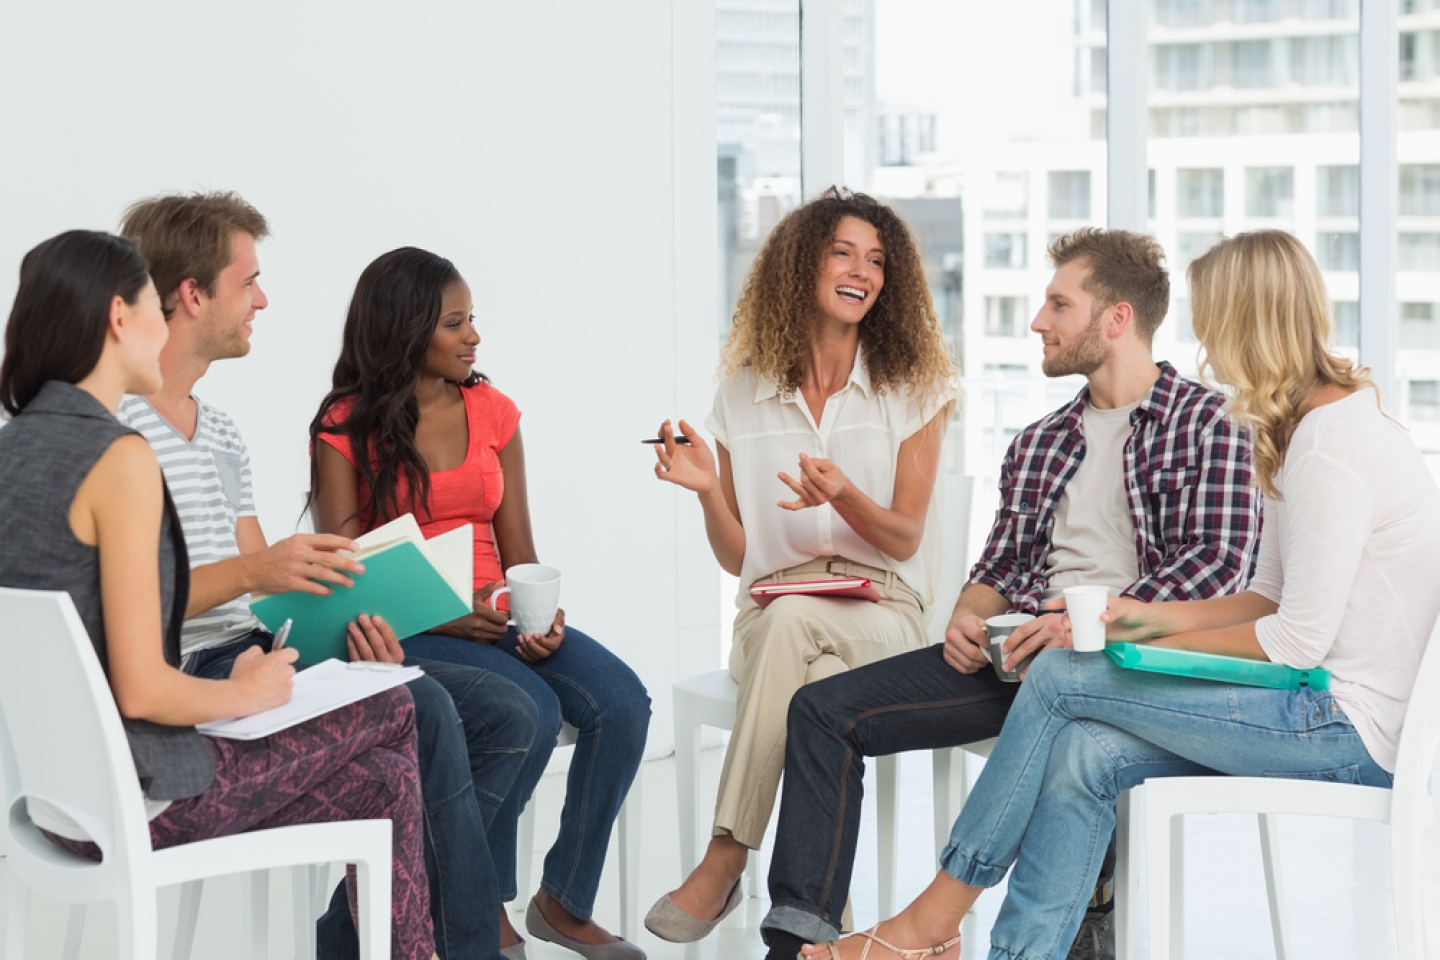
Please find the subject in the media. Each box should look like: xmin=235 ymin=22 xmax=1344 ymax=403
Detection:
xmin=600 ymin=678 xmax=651 ymax=736
xmin=530 ymin=682 xmax=563 ymax=747
xmin=786 ymin=681 xmax=835 ymax=739
xmin=404 ymin=675 xmax=456 ymax=755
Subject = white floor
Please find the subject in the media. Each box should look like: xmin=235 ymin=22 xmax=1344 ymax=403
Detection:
xmin=3 ymin=745 xmax=1438 ymax=959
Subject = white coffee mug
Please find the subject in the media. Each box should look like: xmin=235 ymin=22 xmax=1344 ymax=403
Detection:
xmin=1064 ymin=585 xmax=1111 ymax=652
xmin=487 ymin=563 xmax=562 ymax=635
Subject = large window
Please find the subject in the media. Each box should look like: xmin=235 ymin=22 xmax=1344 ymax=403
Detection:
xmin=869 ymin=0 xmax=1104 ymax=556
xmin=1176 ymin=168 xmax=1224 ymax=218
xmin=1245 ymin=167 xmax=1294 ymax=218
xmin=716 ymin=0 xmax=803 ymax=338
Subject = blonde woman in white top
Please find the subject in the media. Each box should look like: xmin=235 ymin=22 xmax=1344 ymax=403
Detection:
xmin=796 ymin=231 xmax=1440 ymax=960
xmin=645 ymin=188 xmax=958 ymax=943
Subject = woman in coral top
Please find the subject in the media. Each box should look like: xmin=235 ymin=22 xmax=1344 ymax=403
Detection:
xmin=309 ymin=247 xmax=650 ymax=960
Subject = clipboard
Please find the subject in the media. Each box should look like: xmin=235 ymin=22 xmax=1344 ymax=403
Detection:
xmin=748 ymin=577 xmax=882 ymax=608
xmin=1104 ymin=642 xmax=1331 ymax=691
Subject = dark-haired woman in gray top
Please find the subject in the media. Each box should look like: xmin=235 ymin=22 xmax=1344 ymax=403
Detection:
xmin=0 ymin=230 xmax=438 ymax=960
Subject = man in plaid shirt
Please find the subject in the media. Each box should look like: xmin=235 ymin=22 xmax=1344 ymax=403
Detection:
xmin=758 ymin=229 xmax=1260 ymax=960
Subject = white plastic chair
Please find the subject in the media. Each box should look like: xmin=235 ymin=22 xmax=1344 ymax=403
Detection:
xmin=672 ymin=474 xmax=977 ymax=918
xmin=1113 ymin=613 xmax=1440 ymax=960
xmin=0 ymin=587 xmax=393 ymax=960
xmin=515 ymin=722 xmax=643 ymax=938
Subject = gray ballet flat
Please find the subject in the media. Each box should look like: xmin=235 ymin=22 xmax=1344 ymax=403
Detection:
xmin=642 ymin=878 xmax=744 ymax=944
xmin=500 ymin=943 xmax=527 ymax=960
xmin=524 ymin=896 xmax=646 ymax=960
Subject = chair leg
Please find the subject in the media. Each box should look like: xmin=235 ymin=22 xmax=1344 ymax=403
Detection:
xmin=242 ymin=870 xmax=269 ymax=960
xmin=674 ymin=700 xmax=702 ymax=879
xmin=1390 ymin=784 xmax=1431 ymax=960
xmin=62 ymin=904 xmax=85 ymax=960
xmin=171 ymin=880 xmax=203 ymax=960
xmin=1143 ymin=791 xmax=1182 ymax=960
xmin=355 ymin=853 xmax=392 ymax=960
xmin=116 ymin=887 xmax=159 ymax=960
xmin=931 ymin=747 xmax=959 ymax=860
xmin=876 ymin=754 xmax=899 ymax=918
xmin=1114 ymin=791 xmax=1133 ymax=960
xmin=617 ymin=775 xmax=642 ymax=940
xmin=292 ymin=865 xmax=319 ymax=960
xmin=1257 ymin=814 xmax=1291 ymax=960
xmin=516 ymin=796 xmax=537 ymax=909
xmin=5 ymin=877 xmax=27 ymax=960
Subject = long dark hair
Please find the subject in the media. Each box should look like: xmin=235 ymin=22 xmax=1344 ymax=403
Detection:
xmin=307 ymin=247 xmax=481 ymax=525
xmin=1 ymin=230 xmax=151 ymax=416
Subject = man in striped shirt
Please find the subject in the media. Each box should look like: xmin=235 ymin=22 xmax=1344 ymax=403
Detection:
xmin=758 ymin=230 xmax=1261 ymax=960
xmin=118 ymin=191 xmax=536 ymax=960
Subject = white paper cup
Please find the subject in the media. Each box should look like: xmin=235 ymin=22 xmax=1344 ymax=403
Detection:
xmin=1064 ymin=585 xmax=1110 ymax=653
xmin=487 ymin=563 xmax=561 ymax=635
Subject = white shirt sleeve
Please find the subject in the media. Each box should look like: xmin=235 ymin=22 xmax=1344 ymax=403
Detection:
xmin=704 ymin=383 xmax=729 ymax=447
xmin=902 ymin=380 xmax=960 ymax=440
xmin=1247 ymin=495 xmax=1283 ymax=605
xmin=1253 ymin=450 xmax=1375 ymax=669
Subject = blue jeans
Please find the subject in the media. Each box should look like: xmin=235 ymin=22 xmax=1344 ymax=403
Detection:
xmin=403 ymin=624 xmax=650 ymax=920
xmin=760 ymin=644 xmax=1020 ymax=949
xmin=188 ymin=631 xmax=537 ymax=960
xmin=941 ymin=649 xmax=1393 ymax=960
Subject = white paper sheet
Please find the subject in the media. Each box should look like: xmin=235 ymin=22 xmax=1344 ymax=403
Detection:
xmin=196 ymin=660 xmax=423 ymax=741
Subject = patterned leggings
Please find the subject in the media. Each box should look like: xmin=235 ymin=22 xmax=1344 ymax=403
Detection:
xmin=49 ymin=686 xmax=432 ymax=960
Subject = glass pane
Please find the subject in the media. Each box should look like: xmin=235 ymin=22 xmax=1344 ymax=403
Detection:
xmin=1149 ymin=0 xmax=1361 ymax=387
xmin=870 ymin=0 xmax=1104 ymax=559
xmin=716 ymin=0 xmax=803 ymax=339
xmin=1399 ymin=5 xmax=1440 ymax=459
xmin=1244 ymin=167 xmax=1294 ymax=218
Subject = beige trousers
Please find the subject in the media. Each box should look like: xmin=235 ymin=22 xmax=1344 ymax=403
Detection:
xmin=712 ymin=557 xmax=928 ymax=849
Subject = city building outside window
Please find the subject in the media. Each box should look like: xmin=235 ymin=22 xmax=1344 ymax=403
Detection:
xmin=1048 ymin=170 xmax=1092 ymax=219
xmin=984 ymin=296 xmax=1030 ymax=338
xmin=1176 ymin=168 xmax=1224 ymax=218
xmin=1246 ymin=167 xmax=1294 ymax=218
xmin=984 ymin=232 xmax=1028 ymax=269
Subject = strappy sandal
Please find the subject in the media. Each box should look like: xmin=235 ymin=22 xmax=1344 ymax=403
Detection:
xmin=801 ymin=924 xmax=961 ymax=960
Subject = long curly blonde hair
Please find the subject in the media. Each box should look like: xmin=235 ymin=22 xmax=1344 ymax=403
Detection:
xmin=720 ymin=188 xmax=955 ymax=404
xmin=1189 ymin=230 xmax=1374 ymax=498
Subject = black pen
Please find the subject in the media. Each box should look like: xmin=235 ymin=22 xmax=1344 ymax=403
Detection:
xmin=641 ymin=436 xmax=692 ymax=445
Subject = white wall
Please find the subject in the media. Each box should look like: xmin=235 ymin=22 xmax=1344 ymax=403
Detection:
xmin=0 ymin=1 xmax=721 ymax=757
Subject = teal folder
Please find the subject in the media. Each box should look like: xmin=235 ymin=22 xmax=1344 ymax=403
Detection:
xmin=250 ymin=541 xmax=471 ymax=664
xmin=1104 ymin=642 xmax=1331 ymax=691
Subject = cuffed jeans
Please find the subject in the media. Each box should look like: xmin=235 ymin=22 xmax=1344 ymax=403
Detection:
xmin=761 ymin=643 xmax=1019 ymax=947
xmin=403 ymin=623 xmax=650 ymax=920
xmin=940 ymin=650 xmax=1392 ymax=960
xmin=187 ymin=631 xmax=536 ymax=960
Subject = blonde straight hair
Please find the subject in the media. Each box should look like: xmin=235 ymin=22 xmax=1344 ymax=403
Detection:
xmin=1188 ymin=230 xmax=1373 ymax=499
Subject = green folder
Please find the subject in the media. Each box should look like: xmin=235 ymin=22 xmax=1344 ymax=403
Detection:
xmin=1105 ymin=642 xmax=1331 ymax=691
xmin=250 ymin=541 xmax=471 ymax=663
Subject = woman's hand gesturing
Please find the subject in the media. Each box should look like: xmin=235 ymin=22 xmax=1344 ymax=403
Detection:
xmin=777 ymin=454 xmax=850 ymax=510
xmin=652 ymin=419 xmax=717 ymax=493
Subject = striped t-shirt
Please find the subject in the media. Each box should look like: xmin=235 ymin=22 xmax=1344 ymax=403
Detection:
xmin=118 ymin=395 xmax=262 ymax=658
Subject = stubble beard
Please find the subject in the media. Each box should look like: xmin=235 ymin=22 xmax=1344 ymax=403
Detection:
xmin=1041 ymin=311 xmax=1108 ymax=378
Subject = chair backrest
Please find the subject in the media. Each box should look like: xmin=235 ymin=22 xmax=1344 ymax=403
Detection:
xmin=0 ymin=587 xmax=152 ymax=872
xmin=928 ymin=473 xmax=975 ymax=644
xmin=1391 ymin=611 xmax=1440 ymax=805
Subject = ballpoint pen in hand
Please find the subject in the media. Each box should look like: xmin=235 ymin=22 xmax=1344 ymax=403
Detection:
xmin=273 ymin=618 xmax=293 ymax=650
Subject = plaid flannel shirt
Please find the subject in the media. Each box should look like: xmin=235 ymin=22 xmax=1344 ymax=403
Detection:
xmin=968 ymin=362 xmax=1260 ymax=614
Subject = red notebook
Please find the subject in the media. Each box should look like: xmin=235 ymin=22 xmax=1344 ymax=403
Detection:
xmin=749 ymin=577 xmax=882 ymax=608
